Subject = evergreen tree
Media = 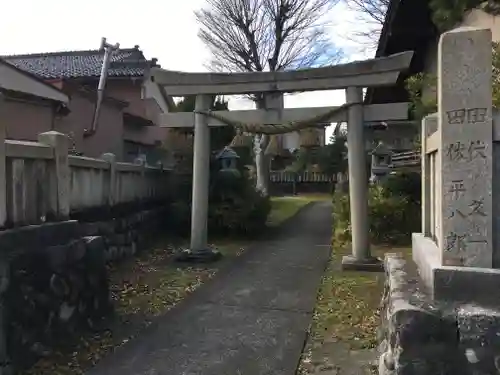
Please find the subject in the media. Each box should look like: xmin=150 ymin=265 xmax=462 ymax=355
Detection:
xmin=174 ymin=95 xmax=235 ymax=151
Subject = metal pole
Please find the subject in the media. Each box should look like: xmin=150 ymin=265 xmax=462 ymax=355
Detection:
xmin=87 ymin=37 xmax=120 ymax=135
xmin=341 ymin=87 xmax=382 ymax=271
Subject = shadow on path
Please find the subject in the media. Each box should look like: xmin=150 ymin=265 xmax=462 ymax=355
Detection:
xmin=86 ymin=201 xmax=332 ymax=375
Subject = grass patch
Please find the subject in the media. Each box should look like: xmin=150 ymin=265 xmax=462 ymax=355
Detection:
xmin=22 ymin=237 xmax=249 ymax=375
xmin=267 ymin=194 xmax=330 ymax=227
xmin=299 ymin=241 xmax=411 ymax=374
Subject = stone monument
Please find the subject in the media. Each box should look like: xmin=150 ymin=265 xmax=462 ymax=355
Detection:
xmin=379 ymin=27 xmax=500 ymax=375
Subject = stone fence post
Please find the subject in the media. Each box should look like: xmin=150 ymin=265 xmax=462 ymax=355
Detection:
xmin=38 ymin=131 xmax=70 ymax=220
xmin=101 ymin=153 xmax=117 ymax=207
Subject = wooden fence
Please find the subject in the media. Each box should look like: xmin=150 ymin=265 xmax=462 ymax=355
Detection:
xmin=391 ymin=150 xmax=421 ymax=169
xmin=269 ymin=171 xmax=335 ymax=195
xmin=270 ymin=171 xmax=335 ymax=183
xmin=1 ymin=131 xmax=171 ymax=227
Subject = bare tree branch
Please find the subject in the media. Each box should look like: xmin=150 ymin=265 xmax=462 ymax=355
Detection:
xmin=349 ymin=0 xmax=389 ymax=24
xmin=195 ymin=0 xmax=343 ymax=76
xmin=195 ymin=0 xmax=343 ymax=196
xmin=344 ymin=0 xmax=390 ymax=49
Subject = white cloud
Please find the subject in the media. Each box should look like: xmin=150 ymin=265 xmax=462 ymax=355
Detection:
xmin=0 ymin=0 xmax=372 ymax=142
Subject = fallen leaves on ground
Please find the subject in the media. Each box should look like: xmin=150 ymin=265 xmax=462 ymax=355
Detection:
xmin=22 ymin=239 xmax=247 ymax=375
xmin=298 ymin=243 xmax=410 ymax=375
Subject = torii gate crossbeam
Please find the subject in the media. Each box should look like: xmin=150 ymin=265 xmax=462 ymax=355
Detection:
xmin=148 ymin=51 xmax=413 ymax=96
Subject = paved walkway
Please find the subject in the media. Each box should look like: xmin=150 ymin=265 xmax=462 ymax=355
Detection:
xmin=87 ymin=201 xmax=332 ymax=375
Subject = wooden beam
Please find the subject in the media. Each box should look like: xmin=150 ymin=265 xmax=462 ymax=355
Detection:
xmin=159 ymin=103 xmax=409 ymax=128
xmin=149 ymin=51 xmax=414 ymax=96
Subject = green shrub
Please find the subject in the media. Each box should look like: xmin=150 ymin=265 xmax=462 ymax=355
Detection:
xmin=381 ymin=171 xmax=421 ymax=205
xmin=167 ymin=151 xmax=271 ymax=237
xmin=369 ymin=186 xmax=420 ymax=244
xmin=333 ymin=185 xmax=421 ymax=246
xmin=170 ymin=201 xmax=191 ymax=229
xmin=208 ymin=191 xmax=271 ymax=235
xmin=208 ymin=155 xmax=271 ymax=236
xmin=165 ymin=176 xmax=193 ymax=236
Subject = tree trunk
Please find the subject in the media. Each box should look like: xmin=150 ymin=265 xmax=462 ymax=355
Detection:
xmin=254 ymin=134 xmax=270 ymax=195
xmin=254 ymin=97 xmax=271 ymax=196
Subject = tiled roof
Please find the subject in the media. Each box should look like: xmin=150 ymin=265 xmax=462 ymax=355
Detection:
xmin=1 ymin=47 xmax=156 ymax=79
xmin=0 ymin=57 xmax=69 ymax=103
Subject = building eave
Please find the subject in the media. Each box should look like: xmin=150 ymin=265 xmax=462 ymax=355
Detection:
xmin=0 ymin=58 xmax=69 ymax=104
xmin=365 ymin=0 xmax=438 ymax=105
xmin=374 ymin=0 xmax=402 ymax=58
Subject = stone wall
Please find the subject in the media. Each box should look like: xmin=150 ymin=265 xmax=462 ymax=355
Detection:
xmin=0 ymin=221 xmax=109 ymax=371
xmin=379 ymin=254 xmax=500 ymax=375
xmin=80 ymin=205 xmax=169 ymax=262
xmin=0 ymin=203 xmax=170 ymax=373
xmin=0 ymin=100 xmax=175 ymax=373
xmin=0 ymin=131 xmax=171 ymax=229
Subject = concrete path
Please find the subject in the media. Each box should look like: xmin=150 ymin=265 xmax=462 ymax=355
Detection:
xmin=86 ymin=201 xmax=332 ymax=375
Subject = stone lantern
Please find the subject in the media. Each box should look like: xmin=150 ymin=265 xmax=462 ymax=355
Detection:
xmin=370 ymin=141 xmax=392 ymax=184
xmin=216 ymin=146 xmax=240 ymax=173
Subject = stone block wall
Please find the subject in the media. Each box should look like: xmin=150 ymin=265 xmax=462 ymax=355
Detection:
xmin=80 ymin=205 xmax=169 ymax=263
xmin=0 ymin=203 xmax=170 ymax=373
xmin=0 ymin=221 xmax=110 ymax=371
xmin=379 ymin=254 xmax=500 ymax=375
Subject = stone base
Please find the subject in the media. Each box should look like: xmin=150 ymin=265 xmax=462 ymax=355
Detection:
xmin=412 ymin=233 xmax=500 ymax=306
xmin=341 ymin=255 xmax=384 ymax=272
xmin=379 ymin=253 xmax=500 ymax=375
xmin=175 ymin=249 xmax=222 ymax=263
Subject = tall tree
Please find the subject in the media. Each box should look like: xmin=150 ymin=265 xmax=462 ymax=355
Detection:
xmin=175 ymin=96 xmax=235 ymax=151
xmin=317 ymin=134 xmax=347 ymax=175
xmin=291 ymin=135 xmax=347 ymax=174
xmin=195 ymin=0 xmax=343 ymax=195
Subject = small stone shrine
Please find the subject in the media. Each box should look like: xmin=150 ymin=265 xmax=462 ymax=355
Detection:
xmin=379 ymin=27 xmax=500 ymax=375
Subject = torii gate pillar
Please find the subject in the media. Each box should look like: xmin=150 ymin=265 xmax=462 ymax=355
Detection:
xmin=178 ymin=94 xmax=221 ymax=262
xmin=341 ymin=87 xmax=383 ymax=271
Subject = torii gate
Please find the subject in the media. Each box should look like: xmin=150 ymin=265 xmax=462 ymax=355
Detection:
xmin=143 ymin=51 xmax=414 ymax=270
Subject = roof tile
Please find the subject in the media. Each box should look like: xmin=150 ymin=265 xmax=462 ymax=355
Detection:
xmin=1 ymin=48 xmax=153 ymax=79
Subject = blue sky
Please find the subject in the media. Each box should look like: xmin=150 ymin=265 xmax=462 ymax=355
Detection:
xmin=0 ymin=0 xmax=374 ymax=141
